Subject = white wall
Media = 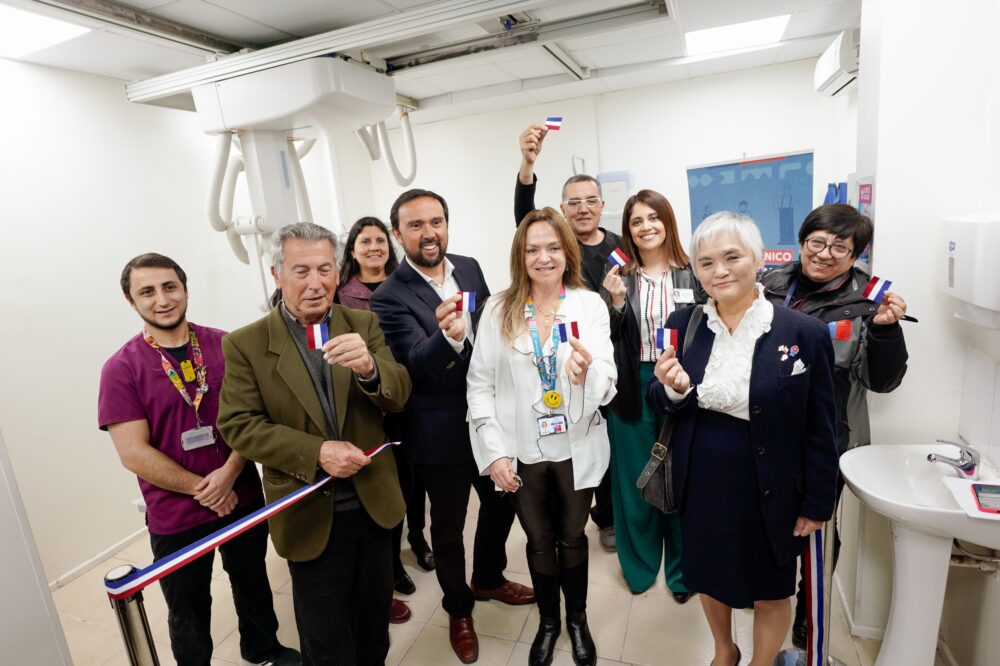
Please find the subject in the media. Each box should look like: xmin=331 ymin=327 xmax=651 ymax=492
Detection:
xmin=370 ymin=59 xmax=857 ymax=291
xmin=0 ymin=59 xmax=336 ymax=581
xmin=844 ymin=0 xmax=1000 ymax=663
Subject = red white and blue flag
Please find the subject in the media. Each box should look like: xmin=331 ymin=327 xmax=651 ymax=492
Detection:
xmin=655 ymin=327 xmax=678 ymax=351
xmin=862 ymin=276 xmax=892 ymax=304
xmin=306 ymin=322 xmax=329 ymax=350
xmin=456 ymin=291 xmax=476 ymax=312
xmin=608 ymin=247 xmax=629 ymax=268
xmin=557 ymin=321 xmax=580 ymax=342
xmin=545 ymin=116 xmax=562 ymax=130
xmin=828 ymin=319 xmax=852 ymax=341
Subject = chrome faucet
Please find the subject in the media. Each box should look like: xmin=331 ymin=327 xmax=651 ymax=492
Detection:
xmin=927 ymin=439 xmax=980 ymax=480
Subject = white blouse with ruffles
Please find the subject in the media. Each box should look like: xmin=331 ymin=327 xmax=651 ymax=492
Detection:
xmin=666 ymin=284 xmax=773 ymax=420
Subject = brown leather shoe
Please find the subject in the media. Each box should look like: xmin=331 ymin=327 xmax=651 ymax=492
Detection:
xmin=389 ymin=599 xmax=411 ymax=624
xmin=470 ymin=580 xmax=535 ymax=605
xmin=449 ymin=615 xmax=479 ymax=663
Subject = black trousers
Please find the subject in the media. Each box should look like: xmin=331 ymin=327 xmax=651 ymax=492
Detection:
xmin=391 ymin=443 xmax=428 ymax=576
xmin=512 ymin=458 xmax=594 ymax=618
xmin=150 ymin=500 xmax=279 ymax=666
xmin=288 ymin=508 xmax=392 ymax=666
xmin=415 ymin=461 xmax=516 ymax=617
xmin=589 ymin=468 xmax=613 ymax=529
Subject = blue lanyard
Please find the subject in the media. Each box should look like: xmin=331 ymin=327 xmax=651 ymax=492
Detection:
xmin=525 ymin=287 xmax=566 ymax=392
xmin=783 ymin=281 xmax=797 ymax=308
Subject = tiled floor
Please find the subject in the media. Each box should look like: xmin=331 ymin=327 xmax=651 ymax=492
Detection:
xmin=53 ymin=497 xmax=930 ymax=665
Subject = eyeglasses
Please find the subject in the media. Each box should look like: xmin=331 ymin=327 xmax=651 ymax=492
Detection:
xmin=803 ymin=237 xmax=853 ymax=259
xmin=562 ymin=197 xmax=602 ymax=210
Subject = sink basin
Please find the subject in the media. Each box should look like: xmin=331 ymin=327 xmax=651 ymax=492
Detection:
xmin=840 ymin=443 xmax=1000 ymax=549
xmin=840 ymin=443 xmax=1000 ymax=666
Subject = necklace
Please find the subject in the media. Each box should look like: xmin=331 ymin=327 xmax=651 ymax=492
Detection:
xmin=532 ymin=300 xmax=560 ymax=325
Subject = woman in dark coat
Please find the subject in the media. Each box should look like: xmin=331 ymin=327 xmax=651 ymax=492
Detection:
xmin=646 ymin=212 xmax=838 ymax=666
xmin=601 ymin=189 xmax=705 ymax=599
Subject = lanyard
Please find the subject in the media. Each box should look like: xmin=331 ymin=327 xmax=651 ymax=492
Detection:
xmin=143 ymin=327 xmax=209 ymax=426
xmin=782 ymin=281 xmax=797 ymax=308
xmin=525 ymin=287 xmax=566 ymax=392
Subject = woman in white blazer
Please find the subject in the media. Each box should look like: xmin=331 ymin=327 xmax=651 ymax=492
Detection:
xmin=468 ymin=208 xmax=617 ymax=666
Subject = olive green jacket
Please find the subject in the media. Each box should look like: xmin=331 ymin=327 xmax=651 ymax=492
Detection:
xmin=218 ymin=304 xmax=410 ymax=562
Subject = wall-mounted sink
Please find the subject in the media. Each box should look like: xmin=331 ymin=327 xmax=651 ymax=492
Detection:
xmin=840 ymin=443 xmax=1000 ymax=549
xmin=840 ymin=443 xmax=1000 ymax=666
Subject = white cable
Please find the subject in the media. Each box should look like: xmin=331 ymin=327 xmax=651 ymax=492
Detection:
xmin=221 ymin=154 xmax=249 ymax=264
xmin=286 ymin=138 xmax=314 ymax=224
xmin=206 ymin=133 xmax=232 ymax=232
xmin=354 ymin=126 xmax=381 ymax=160
xmin=375 ymin=108 xmax=417 ymax=186
xmin=251 ymin=232 xmax=270 ymax=312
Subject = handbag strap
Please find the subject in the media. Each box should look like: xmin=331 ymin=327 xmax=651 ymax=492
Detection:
xmin=654 ymin=305 xmax=703 ymax=443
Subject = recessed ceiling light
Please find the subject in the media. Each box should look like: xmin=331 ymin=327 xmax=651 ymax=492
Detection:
xmin=0 ymin=4 xmax=90 ymax=59
xmin=684 ymin=14 xmax=791 ymax=57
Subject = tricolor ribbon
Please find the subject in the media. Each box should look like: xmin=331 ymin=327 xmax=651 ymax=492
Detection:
xmin=545 ymin=116 xmax=562 ymax=130
xmin=306 ymin=322 xmax=330 ymax=350
xmin=456 ymin=291 xmax=476 ymax=312
xmin=556 ymin=321 xmax=580 ymax=342
xmin=862 ymin=276 xmax=892 ymax=304
xmin=363 ymin=440 xmax=400 ymax=457
xmin=804 ymin=529 xmax=826 ymax=666
xmin=104 ymin=442 xmax=401 ymax=600
xmin=655 ymin=327 xmax=678 ymax=351
xmin=608 ymin=247 xmax=629 ymax=268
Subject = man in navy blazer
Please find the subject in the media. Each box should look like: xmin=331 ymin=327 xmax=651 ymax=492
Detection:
xmin=370 ymin=189 xmax=533 ymax=664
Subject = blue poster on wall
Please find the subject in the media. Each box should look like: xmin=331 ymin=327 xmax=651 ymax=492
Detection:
xmin=687 ymin=151 xmax=814 ymax=266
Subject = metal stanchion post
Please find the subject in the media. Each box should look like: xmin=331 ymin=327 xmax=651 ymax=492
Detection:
xmin=105 ymin=565 xmax=160 ymax=666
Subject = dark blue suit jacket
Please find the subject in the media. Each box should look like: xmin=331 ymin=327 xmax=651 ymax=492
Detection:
xmin=646 ymin=304 xmax=839 ymax=565
xmin=370 ymin=254 xmax=489 ymax=465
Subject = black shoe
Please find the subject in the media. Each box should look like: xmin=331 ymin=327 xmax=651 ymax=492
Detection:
xmin=394 ymin=572 xmax=416 ymax=595
xmin=791 ymin=613 xmax=807 ymax=649
xmin=566 ymin=611 xmax=596 ymax=666
xmin=671 ymin=591 xmax=693 ymax=605
xmin=528 ymin=616 xmax=560 ymax=666
xmin=409 ymin=539 xmax=436 ymax=572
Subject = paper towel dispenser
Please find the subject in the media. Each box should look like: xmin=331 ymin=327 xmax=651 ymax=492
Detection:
xmin=940 ymin=213 xmax=1000 ymax=328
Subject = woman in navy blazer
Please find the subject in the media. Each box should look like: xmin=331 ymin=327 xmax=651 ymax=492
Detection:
xmin=645 ymin=213 xmax=838 ymax=666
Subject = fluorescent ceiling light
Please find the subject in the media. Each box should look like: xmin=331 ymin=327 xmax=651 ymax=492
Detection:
xmin=684 ymin=14 xmax=790 ymax=57
xmin=0 ymin=5 xmax=90 ymax=58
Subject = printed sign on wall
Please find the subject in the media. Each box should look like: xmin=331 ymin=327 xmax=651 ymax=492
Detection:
xmin=687 ymin=151 xmax=814 ymax=266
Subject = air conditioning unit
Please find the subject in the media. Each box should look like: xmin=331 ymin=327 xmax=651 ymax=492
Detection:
xmin=814 ymin=29 xmax=859 ymax=96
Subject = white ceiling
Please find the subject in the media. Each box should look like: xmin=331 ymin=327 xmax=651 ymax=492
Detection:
xmin=6 ymin=0 xmax=860 ymax=121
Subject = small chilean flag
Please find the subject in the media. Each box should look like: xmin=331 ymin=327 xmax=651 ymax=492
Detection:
xmin=456 ymin=291 xmax=476 ymax=311
xmin=608 ymin=247 xmax=629 ymax=268
xmin=557 ymin=321 xmax=580 ymax=342
xmin=862 ymin=276 xmax=892 ymax=303
xmin=655 ymin=327 xmax=678 ymax=350
xmin=545 ymin=116 xmax=562 ymax=130
xmin=828 ymin=319 xmax=852 ymax=341
xmin=306 ymin=322 xmax=329 ymax=350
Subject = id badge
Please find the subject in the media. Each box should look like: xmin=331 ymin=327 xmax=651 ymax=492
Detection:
xmin=181 ymin=425 xmax=216 ymax=451
xmin=673 ymin=288 xmax=695 ymax=304
xmin=537 ymin=414 xmax=568 ymax=437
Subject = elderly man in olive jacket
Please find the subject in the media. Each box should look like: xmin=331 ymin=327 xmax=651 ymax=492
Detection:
xmin=218 ymin=222 xmax=411 ymax=666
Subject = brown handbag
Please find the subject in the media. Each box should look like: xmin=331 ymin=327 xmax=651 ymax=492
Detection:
xmin=635 ymin=306 xmax=703 ymax=514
